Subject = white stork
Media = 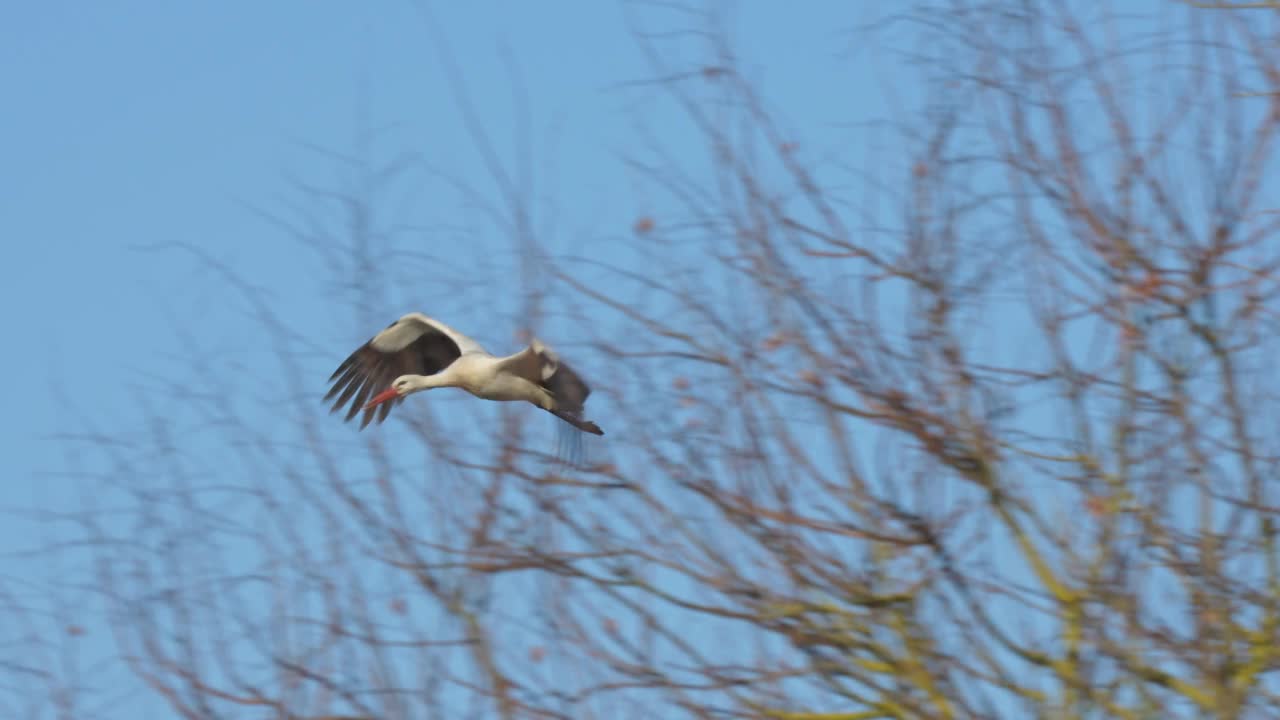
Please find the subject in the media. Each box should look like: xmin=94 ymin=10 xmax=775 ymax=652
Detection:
xmin=325 ymin=313 xmax=604 ymax=435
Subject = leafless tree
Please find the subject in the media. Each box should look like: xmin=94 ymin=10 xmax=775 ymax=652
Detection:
xmin=28 ymin=1 xmax=1280 ymax=719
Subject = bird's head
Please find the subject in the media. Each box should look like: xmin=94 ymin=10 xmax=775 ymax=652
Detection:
xmin=363 ymin=376 xmax=420 ymax=410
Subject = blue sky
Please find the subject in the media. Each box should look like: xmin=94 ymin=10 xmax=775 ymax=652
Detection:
xmin=1 ymin=2 xmax=899 ymax=716
xmin=8 ymin=1 xmax=1260 ymax=718
xmin=1 ymin=0 xmax=886 ymax=449
xmin=0 ymin=1 xmax=895 ymax=512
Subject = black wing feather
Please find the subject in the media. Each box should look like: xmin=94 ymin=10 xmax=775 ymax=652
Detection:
xmin=534 ymin=346 xmax=601 ymax=434
xmin=325 ymin=323 xmax=462 ymax=429
xmin=542 ymin=360 xmax=592 ymax=414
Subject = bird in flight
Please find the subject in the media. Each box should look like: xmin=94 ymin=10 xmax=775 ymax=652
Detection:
xmin=325 ymin=313 xmax=604 ymax=435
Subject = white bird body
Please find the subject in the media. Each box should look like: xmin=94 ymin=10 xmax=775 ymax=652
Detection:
xmin=398 ymin=353 xmax=550 ymax=405
xmin=326 ymin=313 xmax=603 ymax=435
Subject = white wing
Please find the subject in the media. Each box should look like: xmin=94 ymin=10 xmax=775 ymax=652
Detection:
xmin=373 ymin=313 xmax=489 ymax=356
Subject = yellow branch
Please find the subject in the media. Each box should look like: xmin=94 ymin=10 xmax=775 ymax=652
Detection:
xmin=891 ymin=609 xmax=954 ymax=719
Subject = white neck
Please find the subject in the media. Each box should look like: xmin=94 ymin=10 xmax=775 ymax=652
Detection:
xmin=404 ymin=372 xmax=454 ymax=395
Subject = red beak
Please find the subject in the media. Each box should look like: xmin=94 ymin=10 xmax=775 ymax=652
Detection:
xmin=363 ymin=387 xmax=401 ymax=410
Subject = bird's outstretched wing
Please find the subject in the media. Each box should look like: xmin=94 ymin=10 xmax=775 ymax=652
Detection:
xmin=325 ymin=315 xmax=473 ymax=429
xmin=501 ymin=339 xmax=603 ymax=435
xmin=390 ymin=313 xmax=488 ymax=356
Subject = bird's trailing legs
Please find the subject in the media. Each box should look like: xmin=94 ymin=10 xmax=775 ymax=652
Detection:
xmin=550 ymin=409 xmax=604 ymax=436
